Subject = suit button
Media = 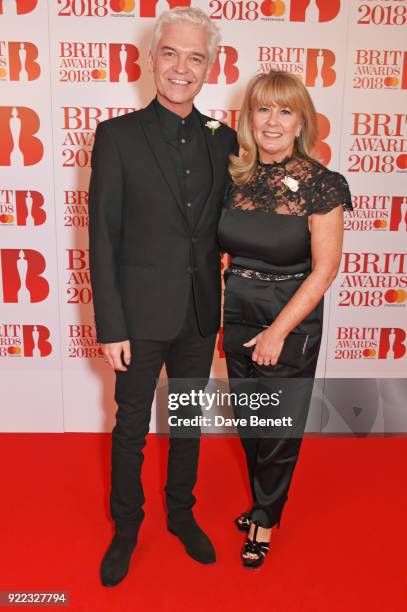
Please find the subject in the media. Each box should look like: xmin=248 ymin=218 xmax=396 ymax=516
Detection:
xmin=187 ymin=266 xmax=192 ymax=273
xmin=191 ymin=238 xmax=197 ymax=243
xmin=186 ymin=202 xmax=192 ymax=208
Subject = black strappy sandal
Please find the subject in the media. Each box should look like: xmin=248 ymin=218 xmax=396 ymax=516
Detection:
xmin=234 ymin=511 xmax=252 ymax=532
xmin=241 ymin=522 xmax=270 ymax=569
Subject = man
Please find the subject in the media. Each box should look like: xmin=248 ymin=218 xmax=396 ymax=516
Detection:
xmin=89 ymin=8 xmax=237 ymax=586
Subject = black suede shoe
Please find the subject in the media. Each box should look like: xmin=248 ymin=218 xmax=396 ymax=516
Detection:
xmin=100 ymin=533 xmax=138 ymax=587
xmin=168 ymin=518 xmax=216 ymax=564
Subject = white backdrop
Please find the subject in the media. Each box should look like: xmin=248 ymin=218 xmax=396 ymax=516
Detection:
xmin=0 ymin=0 xmax=406 ymax=432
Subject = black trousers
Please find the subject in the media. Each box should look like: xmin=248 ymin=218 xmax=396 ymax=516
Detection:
xmin=226 ymin=350 xmax=316 ymax=529
xmin=111 ymin=292 xmax=216 ymax=536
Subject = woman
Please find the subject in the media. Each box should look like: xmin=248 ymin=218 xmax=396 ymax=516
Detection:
xmin=218 ymin=71 xmax=352 ymax=569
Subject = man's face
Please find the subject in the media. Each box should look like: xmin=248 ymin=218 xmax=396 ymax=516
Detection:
xmin=148 ymin=22 xmax=210 ymax=117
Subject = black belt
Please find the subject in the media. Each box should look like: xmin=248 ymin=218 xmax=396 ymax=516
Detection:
xmin=229 ymin=266 xmax=306 ymax=282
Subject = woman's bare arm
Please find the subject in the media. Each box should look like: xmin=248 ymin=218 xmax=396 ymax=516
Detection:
xmin=246 ymin=206 xmax=344 ymax=366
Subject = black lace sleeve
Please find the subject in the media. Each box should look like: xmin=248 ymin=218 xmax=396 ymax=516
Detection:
xmin=310 ymin=170 xmax=353 ymax=214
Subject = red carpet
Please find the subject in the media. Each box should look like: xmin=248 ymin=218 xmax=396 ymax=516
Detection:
xmin=1 ymin=434 xmax=406 ymax=611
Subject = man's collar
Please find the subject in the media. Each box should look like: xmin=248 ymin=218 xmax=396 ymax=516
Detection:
xmin=153 ymin=97 xmax=197 ymax=139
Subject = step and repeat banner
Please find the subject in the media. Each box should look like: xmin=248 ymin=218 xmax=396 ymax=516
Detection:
xmin=0 ymin=0 xmax=406 ymax=432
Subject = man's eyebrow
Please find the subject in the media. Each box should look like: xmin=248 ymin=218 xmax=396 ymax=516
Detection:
xmin=160 ymin=45 xmax=206 ymax=59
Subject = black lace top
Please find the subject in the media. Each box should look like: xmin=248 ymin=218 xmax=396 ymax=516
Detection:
xmin=218 ymin=155 xmax=353 ymax=343
xmin=224 ymin=155 xmax=352 ymax=216
xmin=218 ymin=155 xmax=353 ymax=276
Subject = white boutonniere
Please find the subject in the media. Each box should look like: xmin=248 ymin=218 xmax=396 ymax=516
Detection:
xmin=282 ymin=176 xmax=299 ymax=192
xmin=205 ymin=120 xmax=221 ymax=135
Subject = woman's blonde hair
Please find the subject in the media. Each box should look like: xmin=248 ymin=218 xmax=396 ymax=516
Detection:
xmin=229 ymin=71 xmax=318 ymax=185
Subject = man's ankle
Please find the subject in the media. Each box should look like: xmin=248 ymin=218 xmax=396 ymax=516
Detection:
xmin=167 ymin=516 xmax=195 ymax=528
xmin=114 ymin=521 xmax=142 ymax=540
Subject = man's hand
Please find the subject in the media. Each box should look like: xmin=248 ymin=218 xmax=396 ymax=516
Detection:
xmin=102 ymin=340 xmax=131 ymax=371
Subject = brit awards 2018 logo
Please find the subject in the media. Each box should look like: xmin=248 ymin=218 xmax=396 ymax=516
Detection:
xmin=347 ymin=112 xmax=407 ymax=174
xmin=334 ymin=327 xmax=406 ymax=360
xmin=337 ymin=252 xmax=407 ymax=308
xmin=0 ymin=249 xmax=49 ymax=303
xmin=207 ymin=0 xmax=340 ymax=22
xmin=0 ymin=41 xmax=40 ymax=81
xmin=0 ymin=189 xmax=45 ymax=226
xmin=258 ymin=47 xmax=336 ymax=87
xmin=67 ymin=324 xmax=104 ymax=358
xmin=0 ymin=324 xmax=52 ymax=357
xmin=58 ymin=42 xmax=140 ymax=83
xmin=138 ymin=0 xmax=190 ymax=18
xmin=345 ymin=195 xmax=407 ymax=232
xmin=353 ymin=49 xmax=407 ymax=90
xmin=0 ymin=0 xmax=38 ymax=15
xmin=0 ymin=107 xmax=43 ymax=166
xmin=207 ymin=46 xmax=239 ymax=85
xmin=207 ymin=109 xmax=240 ymax=131
xmin=57 ymin=0 xmax=189 ymax=18
xmin=356 ymin=0 xmax=407 ymax=26
xmin=109 ymin=0 xmax=137 ymax=14
xmin=61 ymin=106 xmax=135 ymax=168
xmin=64 ymin=190 xmax=88 ymax=229
xmin=315 ymin=113 xmax=331 ymax=165
xmin=208 ymin=0 xmax=286 ymax=21
xmin=66 ymin=249 xmax=92 ymax=305
xmin=289 ymin=0 xmax=340 ymax=21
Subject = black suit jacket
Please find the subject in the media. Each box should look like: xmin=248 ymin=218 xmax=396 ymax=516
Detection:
xmin=88 ymin=101 xmax=237 ymax=343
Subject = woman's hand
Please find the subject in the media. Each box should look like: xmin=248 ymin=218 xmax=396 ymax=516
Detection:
xmin=243 ymin=327 xmax=286 ymax=366
xmin=241 ymin=207 xmax=344 ymax=367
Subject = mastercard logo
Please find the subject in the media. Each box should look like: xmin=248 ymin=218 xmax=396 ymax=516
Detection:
xmin=110 ymin=0 xmax=135 ymax=12
xmin=372 ymin=219 xmax=388 ymax=229
xmin=91 ymin=69 xmax=107 ymax=80
xmin=383 ymin=77 xmax=399 ymax=88
xmin=0 ymin=67 xmax=7 ymax=79
xmin=260 ymin=0 xmax=285 ymax=17
xmin=7 ymin=346 xmax=22 ymax=355
xmin=0 ymin=214 xmax=14 ymax=224
xmin=385 ymin=289 xmax=407 ymax=304
xmin=362 ymin=348 xmax=376 ymax=358
xmin=396 ymin=154 xmax=407 ymax=170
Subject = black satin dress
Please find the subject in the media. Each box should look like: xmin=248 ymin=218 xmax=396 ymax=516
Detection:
xmin=218 ymin=155 xmax=352 ymax=528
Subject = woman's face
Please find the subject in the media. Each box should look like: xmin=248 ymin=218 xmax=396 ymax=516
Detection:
xmin=250 ymin=102 xmax=303 ymax=163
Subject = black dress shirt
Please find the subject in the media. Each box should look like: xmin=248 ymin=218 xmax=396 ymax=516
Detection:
xmin=153 ymin=98 xmax=212 ymax=228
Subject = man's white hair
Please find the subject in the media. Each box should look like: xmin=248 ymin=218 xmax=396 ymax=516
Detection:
xmin=149 ymin=7 xmax=221 ymax=66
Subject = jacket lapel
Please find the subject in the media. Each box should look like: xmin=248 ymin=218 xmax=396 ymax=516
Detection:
xmin=139 ymin=102 xmax=187 ymax=222
xmin=139 ymin=103 xmax=225 ymax=231
xmin=193 ymin=112 xmax=219 ymax=230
